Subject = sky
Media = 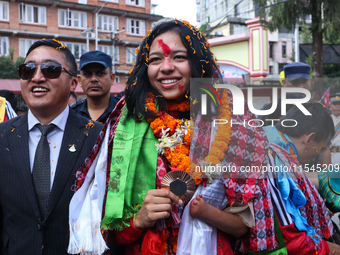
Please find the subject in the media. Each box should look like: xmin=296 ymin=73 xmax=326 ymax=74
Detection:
xmin=151 ymin=0 xmax=198 ymax=27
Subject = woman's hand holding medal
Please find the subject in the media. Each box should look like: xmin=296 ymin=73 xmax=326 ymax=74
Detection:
xmin=133 ymin=189 xmax=183 ymax=229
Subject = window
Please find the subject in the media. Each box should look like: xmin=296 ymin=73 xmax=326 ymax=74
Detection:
xmin=279 ymin=63 xmax=286 ymax=73
xmin=234 ymin=4 xmax=240 ymax=16
xmin=126 ymin=47 xmax=137 ymax=64
xmin=0 ymin=37 xmax=9 ymax=56
xmin=19 ymin=39 xmax=37 ymax=57
xmin=282 ymin=44 xmax=286 ymax=58
xmin=205 ymin=16 xmax=210 ymax=23
xmin=269 ymin=43 xmax=273 ymax=58
xmin=19 ymin=3 xmax=46 ymax=24
xmin=115 ymin=76 xmax=120 ymax=83
xmin=65 ymin=42 xmax=86 ymax=60
xmin=98 ymin=45 xmax=119 ymax=62
xmin=0 ymin=1 xmax=9 ymax=21
xmin=205 ymin=0 xmax=209 ymax=9
xmin=197 ymin=3 xmax=200 ymax=14
xmin=126 ymin=18 xmax=145 ymax=36
xmin=98 ymin=14 xmax=119 ymax=32
xmin=58 ymin=9 xmax=87 ymax=29
xmin=106 ymin=0 xmax=118 ymax=2
xmin=232 ymin=24 xmax=249 ymax=34
xmin=126 ymin=0 xmax=145 ymax=7
xmin=79 ymin=0 xmax=87 ymax=4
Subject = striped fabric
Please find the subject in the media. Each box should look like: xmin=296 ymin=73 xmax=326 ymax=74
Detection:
xmin=5 ymin=101 xmax=17 ymax=119
xmin=266 ymin=158 xmax=293 ymax=227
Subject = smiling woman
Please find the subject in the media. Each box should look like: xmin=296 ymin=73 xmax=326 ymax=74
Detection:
xmin=68 ymin=20 xmax=242 ymax=255
xmin=68 ymin=19 xmax=338 ymax=255
xmin=147 ymin=31 xmax=192 ymax=101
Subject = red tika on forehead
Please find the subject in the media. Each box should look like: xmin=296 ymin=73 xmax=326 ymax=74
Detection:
xmin=157 ymin=39 xmax=172 ymax=57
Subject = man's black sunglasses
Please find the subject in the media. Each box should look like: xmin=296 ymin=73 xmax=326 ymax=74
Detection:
xmin=18 ymin=62 xmax=75 ymax=80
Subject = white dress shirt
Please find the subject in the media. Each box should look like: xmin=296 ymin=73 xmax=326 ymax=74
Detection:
xmin=332 ymin=114 xmax=340 ymax=126
xmin=28 ymin=106 xmax=69 ymax=190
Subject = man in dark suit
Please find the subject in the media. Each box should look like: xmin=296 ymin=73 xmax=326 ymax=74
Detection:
xmin=0 ymin=39 xmax=102 ymax=255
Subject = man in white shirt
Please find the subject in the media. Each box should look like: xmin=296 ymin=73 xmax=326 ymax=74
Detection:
xmin=0 ymin=39 xmax=102 ymax=255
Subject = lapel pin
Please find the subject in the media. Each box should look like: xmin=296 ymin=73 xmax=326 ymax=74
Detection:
xmin=69 ymin=144 xmax=76 ymax=152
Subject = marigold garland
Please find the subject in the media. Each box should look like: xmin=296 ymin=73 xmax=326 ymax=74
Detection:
xmin=204 ymin=91 xmax=232 ymax=165
xmin=145 ymin=93 xmax=202 ymax=185
xmin=211 ymin=140 xmax=229 ymax=152
xmin=167 ymin=100 xmax=191 ymax=112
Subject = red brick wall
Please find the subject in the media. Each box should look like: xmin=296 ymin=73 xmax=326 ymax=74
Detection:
xmin=0 ymin=0 xmax=158 ymax=71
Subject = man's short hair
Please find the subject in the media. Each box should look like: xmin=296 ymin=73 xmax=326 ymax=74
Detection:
xmin=25 ymin=39 xmax=77 ymax=76
xmin=260 ymin=93 xmax=306 ymax=126
xmin=276 ymin=102 xmax=335 ymax=142
xmin=69 ymin=91 xmax=77 ymax=101
xmin=290 ymin=78 xmax=310 ymax=87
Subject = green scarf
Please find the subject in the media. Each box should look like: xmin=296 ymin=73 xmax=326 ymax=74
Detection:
xmin=102 ymin=106 xmax=158 ymax=230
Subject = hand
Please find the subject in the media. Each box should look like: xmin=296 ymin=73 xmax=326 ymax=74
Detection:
xmin=327 ymin=241 xmax=340 ymax=255
xmin=189 ymin=194 xmax=207 ymax=219
xmin=133 ymin=189 xmax=183 ymax=230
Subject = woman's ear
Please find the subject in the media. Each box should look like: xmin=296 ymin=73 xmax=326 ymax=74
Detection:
xmin=305 ymin=132 xmax=316 ymax=145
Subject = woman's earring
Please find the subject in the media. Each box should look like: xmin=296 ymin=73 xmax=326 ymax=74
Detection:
xmin=185 ymin=89 xmax=189 ymax=98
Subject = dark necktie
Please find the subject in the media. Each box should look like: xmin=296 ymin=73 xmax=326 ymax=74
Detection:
xmin=32 ymin=124 xmax=55 ymax=219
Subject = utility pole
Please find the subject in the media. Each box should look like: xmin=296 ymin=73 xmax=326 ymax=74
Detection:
xmin=95 ymin=2 xmax=108 ymax=50
xmin=81 ymin=27 xmax=94 ymax=52
xmin=294 ymin=0 xmax=299 ymax=62
xmin=294 ymin=23 xmax=299 ymax=62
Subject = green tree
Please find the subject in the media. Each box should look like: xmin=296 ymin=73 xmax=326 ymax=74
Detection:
xmin=253 ymin=0 xmax=340 ymax=100
xmin=0 ymin=48 xmax=24 ymax=79
xmin=301 ymin=24 xmax=312 ymax=44
xmin=200 ymin=23 xmax=208 ymax=32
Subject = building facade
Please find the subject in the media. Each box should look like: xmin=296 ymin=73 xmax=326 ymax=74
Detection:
xmin=196 ymin=0 xmax=297 ymax=76
xmin=0 ymin=0 xmax=162 ymax=85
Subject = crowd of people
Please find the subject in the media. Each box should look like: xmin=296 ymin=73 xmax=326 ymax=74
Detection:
xmin=0 ymin=19 xmax=340 ymax=255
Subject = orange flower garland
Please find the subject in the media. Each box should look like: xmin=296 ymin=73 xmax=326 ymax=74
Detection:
xmin=145 ymin=93 xmax=203 ymax=185
xmin=167 ymin=100 xmax=191 ymax=112
xmin=204 ymin=91 xmax=232 ymax=165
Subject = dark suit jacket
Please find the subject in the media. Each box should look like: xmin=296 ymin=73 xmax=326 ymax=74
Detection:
xmin=0 ymin=109 xmax=103 ymax=255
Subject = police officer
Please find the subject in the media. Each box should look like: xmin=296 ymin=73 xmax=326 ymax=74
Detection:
xmin=71 ymin=51 xmax=119 ymax=123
